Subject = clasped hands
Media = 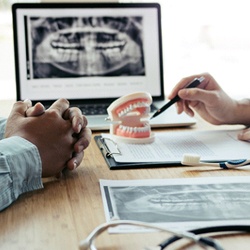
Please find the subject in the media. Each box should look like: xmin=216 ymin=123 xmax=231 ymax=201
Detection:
xmin=4 ymin=98 xmax=92 ymax=178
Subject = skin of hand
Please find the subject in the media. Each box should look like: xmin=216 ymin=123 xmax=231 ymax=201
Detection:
xmin=62 ymin=107 xmax=92 ymax=171
xmin=169 ymin=72 xmax=250 ymax=141
xmin=25 ymin=100 xmax=92 ymax=171
xmin=4 ymin=99 xmax=91 ymax=177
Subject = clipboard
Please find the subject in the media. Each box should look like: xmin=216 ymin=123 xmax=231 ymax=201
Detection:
xmin=94 ymin=135 xmax=180 ymax=170
xmin=94 ymin=129 xmax=250 ymax=170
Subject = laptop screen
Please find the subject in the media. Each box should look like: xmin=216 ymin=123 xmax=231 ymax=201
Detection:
xmin=12 ymin=3 xmax=164 ymax=104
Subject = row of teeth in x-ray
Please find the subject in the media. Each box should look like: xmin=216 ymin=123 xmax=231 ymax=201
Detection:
xmin=50 ymin=45 xmax=126 ymax=63
xmin=148 ymin=192 xmax=249 ymax=206
xmin=51 ymin=39 xmax=126 ymax=51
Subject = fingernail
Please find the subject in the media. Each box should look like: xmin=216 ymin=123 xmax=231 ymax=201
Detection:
xmin=73 ymin=160 xmax=77 ymax=170
xmin=78 ymin=124 xmax=82 ymax=133
xmin=24 ymin=99 xmax=32 ymax=106
xmin=186 ymin=111 xmax=194 ymax=117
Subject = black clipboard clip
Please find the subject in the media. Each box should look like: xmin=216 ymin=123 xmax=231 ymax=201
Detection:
xmin=97 ymin=137 xmax=121 ymax=157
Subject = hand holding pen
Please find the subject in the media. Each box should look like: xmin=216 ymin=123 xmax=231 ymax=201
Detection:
xmin=166 ymin=72 xmax=244 ymax=127
xmin=151 ymin=76 xmax=205 ymax=119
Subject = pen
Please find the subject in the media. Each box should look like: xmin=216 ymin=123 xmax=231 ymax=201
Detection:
xmin=150 ymin=76 xmax=205 ymax=119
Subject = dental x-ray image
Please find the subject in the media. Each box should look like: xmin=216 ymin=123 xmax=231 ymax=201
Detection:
xmin=103 ymin=182 xmax=250 ymax=223
xmin=28 ymin=16 xmax=145 ymax=78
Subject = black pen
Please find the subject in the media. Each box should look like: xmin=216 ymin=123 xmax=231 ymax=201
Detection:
xmin=150 ymin=76 xmax=205 ymax=119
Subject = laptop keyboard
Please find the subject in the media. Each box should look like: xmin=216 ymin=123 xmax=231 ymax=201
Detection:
xmin=78 ymin=104 xmax=110 ymax=115
xmin=77 ymin=103 xmax=158 ymax=116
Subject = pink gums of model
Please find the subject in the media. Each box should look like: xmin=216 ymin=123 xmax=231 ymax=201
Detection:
xmin=107 ymin=92 xmax=155 ymax=143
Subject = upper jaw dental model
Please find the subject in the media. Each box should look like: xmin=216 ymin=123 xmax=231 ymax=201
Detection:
xmin=107 ymin=92 xmax=155 ymax=144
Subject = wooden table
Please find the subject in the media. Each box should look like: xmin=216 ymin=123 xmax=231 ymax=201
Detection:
xmin=1 ymin=100 xmax=250 ymax=250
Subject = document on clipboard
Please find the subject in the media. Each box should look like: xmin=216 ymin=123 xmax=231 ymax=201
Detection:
xmin=94 ymin=129 xmax=250 ymax=169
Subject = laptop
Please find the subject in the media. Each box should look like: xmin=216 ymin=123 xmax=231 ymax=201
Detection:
xmin=12 ymin=2 xmax=196 ymax=130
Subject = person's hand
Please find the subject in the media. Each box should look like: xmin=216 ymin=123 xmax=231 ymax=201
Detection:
xmin=169 ymin=72 xmax=250 ymax=142
xmin=25 ymin=99 xmax=92 ymax=172
xmin=4 ymin=99 xmax=90 ymax=177
xmin=168 ymin=72 xmax=238 ymax=125
xmin=24 ymin=99 xmax=45 ymax=117
xmin=237 ymin=128 xmax=250 ymax=141
xmin=62 ymin=107 xmax=92 ymax=171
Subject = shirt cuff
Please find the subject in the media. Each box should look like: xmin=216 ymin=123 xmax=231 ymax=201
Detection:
xmin=0 ymin=118 xmax=6 ymax=140
xmin=0 ymin=136 xmax=43 ymax=198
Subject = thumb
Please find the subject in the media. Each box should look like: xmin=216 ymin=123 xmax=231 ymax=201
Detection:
xmin=238 ymin=129 xmax=250 ymax=141
xmin=26 ymin=102 xmax=45 ymax=117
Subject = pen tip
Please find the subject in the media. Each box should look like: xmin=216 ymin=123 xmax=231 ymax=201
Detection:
xmin=150 ymin=114 xmax=156 ymax=119
xmin=150 ymin=110 xmax=160 ymax=120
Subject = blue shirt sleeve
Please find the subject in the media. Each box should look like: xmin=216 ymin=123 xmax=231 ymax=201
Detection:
xmin=0 ymin=117 xmax=6 ymax=140
xmin=0 ymin=129 xmax=43 ymax=211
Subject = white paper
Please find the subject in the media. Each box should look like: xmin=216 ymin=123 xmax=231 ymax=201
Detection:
xmin=102 ymin=129 xmax=250 ymax=163
xmin=100 ymin=177 xmax=250 ymax=233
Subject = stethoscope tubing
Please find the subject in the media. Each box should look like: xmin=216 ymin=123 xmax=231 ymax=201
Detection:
xmin=159 ymin=225 xmax=250 ymax=249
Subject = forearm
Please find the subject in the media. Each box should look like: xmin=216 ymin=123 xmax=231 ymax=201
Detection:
xmin=0 ymin=137 xmax=43 ymax=211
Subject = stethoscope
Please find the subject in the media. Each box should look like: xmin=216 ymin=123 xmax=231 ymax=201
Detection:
xmin=79 ymin=220 xmax=250 ymax=250
xmin=158 ymin=224 xmax=250 ymax=250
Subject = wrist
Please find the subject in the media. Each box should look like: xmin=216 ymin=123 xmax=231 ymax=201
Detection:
xmin=231 ymin=98 xmax=250 ymax=125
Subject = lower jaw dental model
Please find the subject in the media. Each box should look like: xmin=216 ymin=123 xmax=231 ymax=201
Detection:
xmin=107 ymin=92 xmax=155 ymax=144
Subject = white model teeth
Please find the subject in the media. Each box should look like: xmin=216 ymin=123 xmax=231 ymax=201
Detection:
xmin=118 ymin=101 xmax=150 ymax=117
xmin=119 ymin=124 xmax=150 ymax=133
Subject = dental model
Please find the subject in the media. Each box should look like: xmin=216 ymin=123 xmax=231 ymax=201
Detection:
xmin=107 ymin=92 xmax=155 ymax=144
